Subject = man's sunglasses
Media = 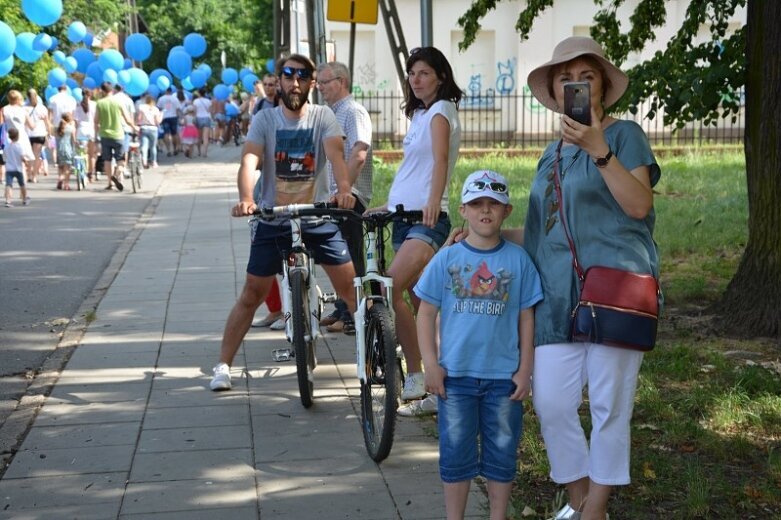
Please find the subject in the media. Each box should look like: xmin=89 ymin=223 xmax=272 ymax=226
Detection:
xmin=280 ymin=66 xmax=312 ymax=80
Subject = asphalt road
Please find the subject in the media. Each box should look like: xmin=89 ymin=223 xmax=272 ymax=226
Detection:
xmin=0 ymin=167 xmax=165 ymax=425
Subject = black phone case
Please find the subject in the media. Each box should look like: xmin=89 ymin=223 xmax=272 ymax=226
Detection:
xmin=564 ymin=82 xmax=591 ymax=126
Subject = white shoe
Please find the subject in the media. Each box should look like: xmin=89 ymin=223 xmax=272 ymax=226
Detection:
xmin=551 ymin=504 xmax=580 ymax=520
xmin=397 ymin=394 xmax=438 ymax=417
xmin=209 ymin=363 xmax=232 ymax=391
xmin=401 ymin=372 xmax=426 ymax=400
xmin=269 ymin=317 xmax=285 ymax=330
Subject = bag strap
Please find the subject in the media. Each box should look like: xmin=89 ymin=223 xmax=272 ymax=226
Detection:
xmin=552 ymin=139 xmax=585 ymax=283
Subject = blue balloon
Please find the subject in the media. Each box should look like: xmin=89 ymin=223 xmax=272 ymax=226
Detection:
xmin=47 ymin=67 xmax=67 ymax=87
xmin=225 ymin=103 xmax=239 ymax=117
xmin=213 ymin=83 xmax=231 ymax=101
xmin=83 ymin=77 xmax=97 ymax=89
xmin=183 ymin=33 xmax=207 ymax=57
xmin=72 ymin=48 xmax=95 ymax=73
xmin=171 ymin=45 xmax=186 ymax=54
xmin=167 ymin=49 xmax=192 ymax=79
xmin=266 ymin=58 xmax=275 ymax=73
xmin=180 ymin=77 xmax=194 ymax=91
xmin=117 ymin=69 xmax=131 ymax=88
xmin=63 ymin=56 xmax=78 ymax=74
xmin=21 ymin=0 xmax=63 ymax=27
xmin=103 ymin=68 xmax=118 ymax=84
xmin=126 ymin=68 xmax=149 ymax=96
xmin=85 ymin=61 xmax=103 ymax=83
xmin=123 ymin=58 xmax=133 ymax=70
xmin=82 ymin=33 xmax=93 ymax=48
xmin=33 ymin=33 xmax=53 ymax=52
xmin=221 ymin=67 xmax=238 ymax=85
xmin=242 ymin=73 xmax=259 ymax=93
xmin=49 ymin=36 xmax=58 ymax=50
xmin=0 ymin=55 xmax=13 ymax=78
xmin=52 ymin=50 xmax=66 ymax=64
xmin=66 ymin=77 xmax=78 ymax=89
xmin=99 ymin=49 xmax=124 ymax=71
xmin=44 ymin=85 xmax=57 ymax=101
xmin=67 ymin=21 xmax=87 ymax=43
xmin=0 ymin=22 xmax=14 ymax=61
xmin=189 ymin=69 xmax=207 ymax=88
xmin=125 ymin=33 xmax=152 ymax=62
xmin=72 ymin=87 xmax=83 ymax=102
xmin=156 ymin=75 xmax=170 ymax=91
xmin=239 ymin=67 xmax=254 ymax=79
xmin=197 ymin=63 xmax=212 ymax=79
xmin=15 ymin=33 xmax=44 ymax=63
xmin=150 ymin=68 xmax=173 ymax=86
xmin=147 ymin=84 xmax=160 ymax=98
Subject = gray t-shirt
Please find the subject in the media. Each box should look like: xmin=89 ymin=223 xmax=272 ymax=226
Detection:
xmin=523 ymin=120 xmax=661 ymax=347
xmin=248 ymin=104 xmax=343 ymax=209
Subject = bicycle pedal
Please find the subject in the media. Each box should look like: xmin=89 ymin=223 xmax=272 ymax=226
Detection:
xmin=322 ymin=292 xmax=338 ymax=304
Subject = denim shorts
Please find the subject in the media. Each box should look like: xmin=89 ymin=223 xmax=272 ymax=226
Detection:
xmin=391 ymin=213 xmax=450 ymax=252
xmin=161 ymin=117 xmax=179 ymax=136
xmin=5 ymin=170 xmax=24 ymax=187
xmin=195 ymin=117 xmax=211 ymax=129
xmin=438 ymin=377 xmax=523 ymax=483
xmin=247 ymin=220 xmax=352 ymax=277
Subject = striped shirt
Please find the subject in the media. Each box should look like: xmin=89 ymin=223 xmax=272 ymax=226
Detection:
xmin=327 ymin=95 xmax=373 ymax=206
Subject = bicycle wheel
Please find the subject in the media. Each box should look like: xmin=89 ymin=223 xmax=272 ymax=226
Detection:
xmin=134 ymin=161 xmax=143 ymax=190
xmin=129 ymin=159 xmax=138 ymax=193
xmin=360 ymin=303 xmax=399 ymax=462
xmin=290 ymin=269 xmax=315 ymax=408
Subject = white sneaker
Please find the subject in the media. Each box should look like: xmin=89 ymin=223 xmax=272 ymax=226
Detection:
xmin=401 ymin=372 xmax=425 ymax=400
xmin=551 ymin=504 xmax=580 ymax=520
xmin=269 ymin=317 xmax=285 ymax=330
xmin=209 ymin=363 xmax=232 ymax=391
xmin=22 ymin=197 xmax=31 ymax=206
xmin=397 ymin=394 xmax=438 ymax=417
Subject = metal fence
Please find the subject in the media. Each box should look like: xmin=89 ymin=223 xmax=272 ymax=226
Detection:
xmin=353 ymin=89 xmax=745 ymax=149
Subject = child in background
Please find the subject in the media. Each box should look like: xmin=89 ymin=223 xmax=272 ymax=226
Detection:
xmin=414 ymin=170 xmax=543 ymax=520
xmin=4 ymin=128 xmax=32 ymax=207
xmin=180 ymin=106 xmax=199 ymax=158
xmin=56 ymin=113 xmax=76 ymax=190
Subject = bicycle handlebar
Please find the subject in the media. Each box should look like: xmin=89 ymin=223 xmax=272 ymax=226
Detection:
xmin=253 ymin=203 xmax=445 ymax=225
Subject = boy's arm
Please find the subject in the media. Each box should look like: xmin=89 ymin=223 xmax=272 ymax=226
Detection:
xmin=417 ymin=300 xmax=447 ymax=399
xmin=510 ymin=307 xmax=535 ymax=401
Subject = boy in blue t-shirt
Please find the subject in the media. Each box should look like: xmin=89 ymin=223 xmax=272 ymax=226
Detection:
xmin=414 ymin=170 xmax=543 ymax=519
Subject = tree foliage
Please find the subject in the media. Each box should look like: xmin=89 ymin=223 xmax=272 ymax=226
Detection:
xmin=136 ymin=0 xmax=273 ymax=76
xmin=458 ymin=0 xmax=747 ymax=128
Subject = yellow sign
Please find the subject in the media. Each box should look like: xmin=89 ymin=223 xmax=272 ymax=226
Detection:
xmin=327 ymin=0 xmax=379 ymax=25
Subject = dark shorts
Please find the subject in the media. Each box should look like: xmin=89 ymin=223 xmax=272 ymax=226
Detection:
xmin=5 ymin=170 xmax=25 ymax=187
xmin=0 ymin=148 xmax=5 ymax=166
xmin=100 ymin=138 xmax=124 ymax=163
xmin=247 ymin=220 xmax=351 ymax=277
xmin=161 ymin=117 xmax=179 ymax=136
xmin=29 ymin=136 xmax=46 ymax=145
xmin=392 ymin=213 xmax=451 ymax=252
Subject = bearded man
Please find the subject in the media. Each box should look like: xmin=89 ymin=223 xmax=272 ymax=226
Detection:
xmin=210 ymin=54 xmax=357 ymax=391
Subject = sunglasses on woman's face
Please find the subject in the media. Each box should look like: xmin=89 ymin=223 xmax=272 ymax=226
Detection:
xmin=464 ymin=180 xmax=508 ymax=195
xmin=280 ymin=66 xmax=312 ymax=80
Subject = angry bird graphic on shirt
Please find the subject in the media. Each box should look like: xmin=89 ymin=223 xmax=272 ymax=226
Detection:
xmin=470 ymin=261 xmax=497 ymax=297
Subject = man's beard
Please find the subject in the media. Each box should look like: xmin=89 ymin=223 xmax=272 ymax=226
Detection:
xmin=280 ymin=87 xmax=309 ymax=111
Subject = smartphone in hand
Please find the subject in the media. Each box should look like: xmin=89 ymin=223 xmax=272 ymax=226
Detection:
xmin=563 ymin=81 xmax=591 ymax=126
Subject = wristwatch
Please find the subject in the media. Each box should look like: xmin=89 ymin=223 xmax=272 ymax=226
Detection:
xmin=593 ymin=149 xmax=613 ymax=168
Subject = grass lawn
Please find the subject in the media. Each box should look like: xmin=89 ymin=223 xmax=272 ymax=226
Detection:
xmin=373 ymin=149 xmax=781 ymax=519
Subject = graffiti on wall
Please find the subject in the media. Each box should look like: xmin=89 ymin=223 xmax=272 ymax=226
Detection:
xmin=495 ymin=58 xmax=516 ymax=95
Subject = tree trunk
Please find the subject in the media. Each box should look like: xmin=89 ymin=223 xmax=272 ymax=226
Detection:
xmin=713 ymin=0 xmax=781 ymax=338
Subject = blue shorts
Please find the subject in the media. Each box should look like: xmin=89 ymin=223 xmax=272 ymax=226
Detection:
xmin=195 ymin=117 xmax=211 ymax=129
xmin=100 ymin=138 xmax=124 ymax=163
xmin=247 ymin=220 xmax=352 ymax=277
xmin=5 ymin=170 xmax=25 ymax=187
xmin=161 ymin=117 xmax=179 ymax=136
xmin=391 ymin=213 xmax=450 ymax=252
xmin=438 ymin=377 xmax=523 ymax=483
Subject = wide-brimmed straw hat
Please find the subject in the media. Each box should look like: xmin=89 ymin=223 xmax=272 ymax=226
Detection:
xmin=527 ymin=36 xmax=628 ymax=112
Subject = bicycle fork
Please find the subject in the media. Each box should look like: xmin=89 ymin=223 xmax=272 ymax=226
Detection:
xmin=354 ymin=229 xmax=395 ymax=383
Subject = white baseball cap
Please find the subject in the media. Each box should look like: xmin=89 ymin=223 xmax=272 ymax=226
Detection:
xmin=461 ymin=170 xmax=510 ymax=205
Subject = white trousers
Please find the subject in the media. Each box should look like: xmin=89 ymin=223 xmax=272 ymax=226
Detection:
xmin=532 ymin=342 xmax=643 ymax=486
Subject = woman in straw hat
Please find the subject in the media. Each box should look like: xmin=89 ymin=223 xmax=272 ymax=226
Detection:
xmin=522 ymin=37 xmax=661 ymax=520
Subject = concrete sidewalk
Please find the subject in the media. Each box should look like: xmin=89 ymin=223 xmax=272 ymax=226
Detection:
xmin=0 ymin=146 xmax=486 ymax=519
